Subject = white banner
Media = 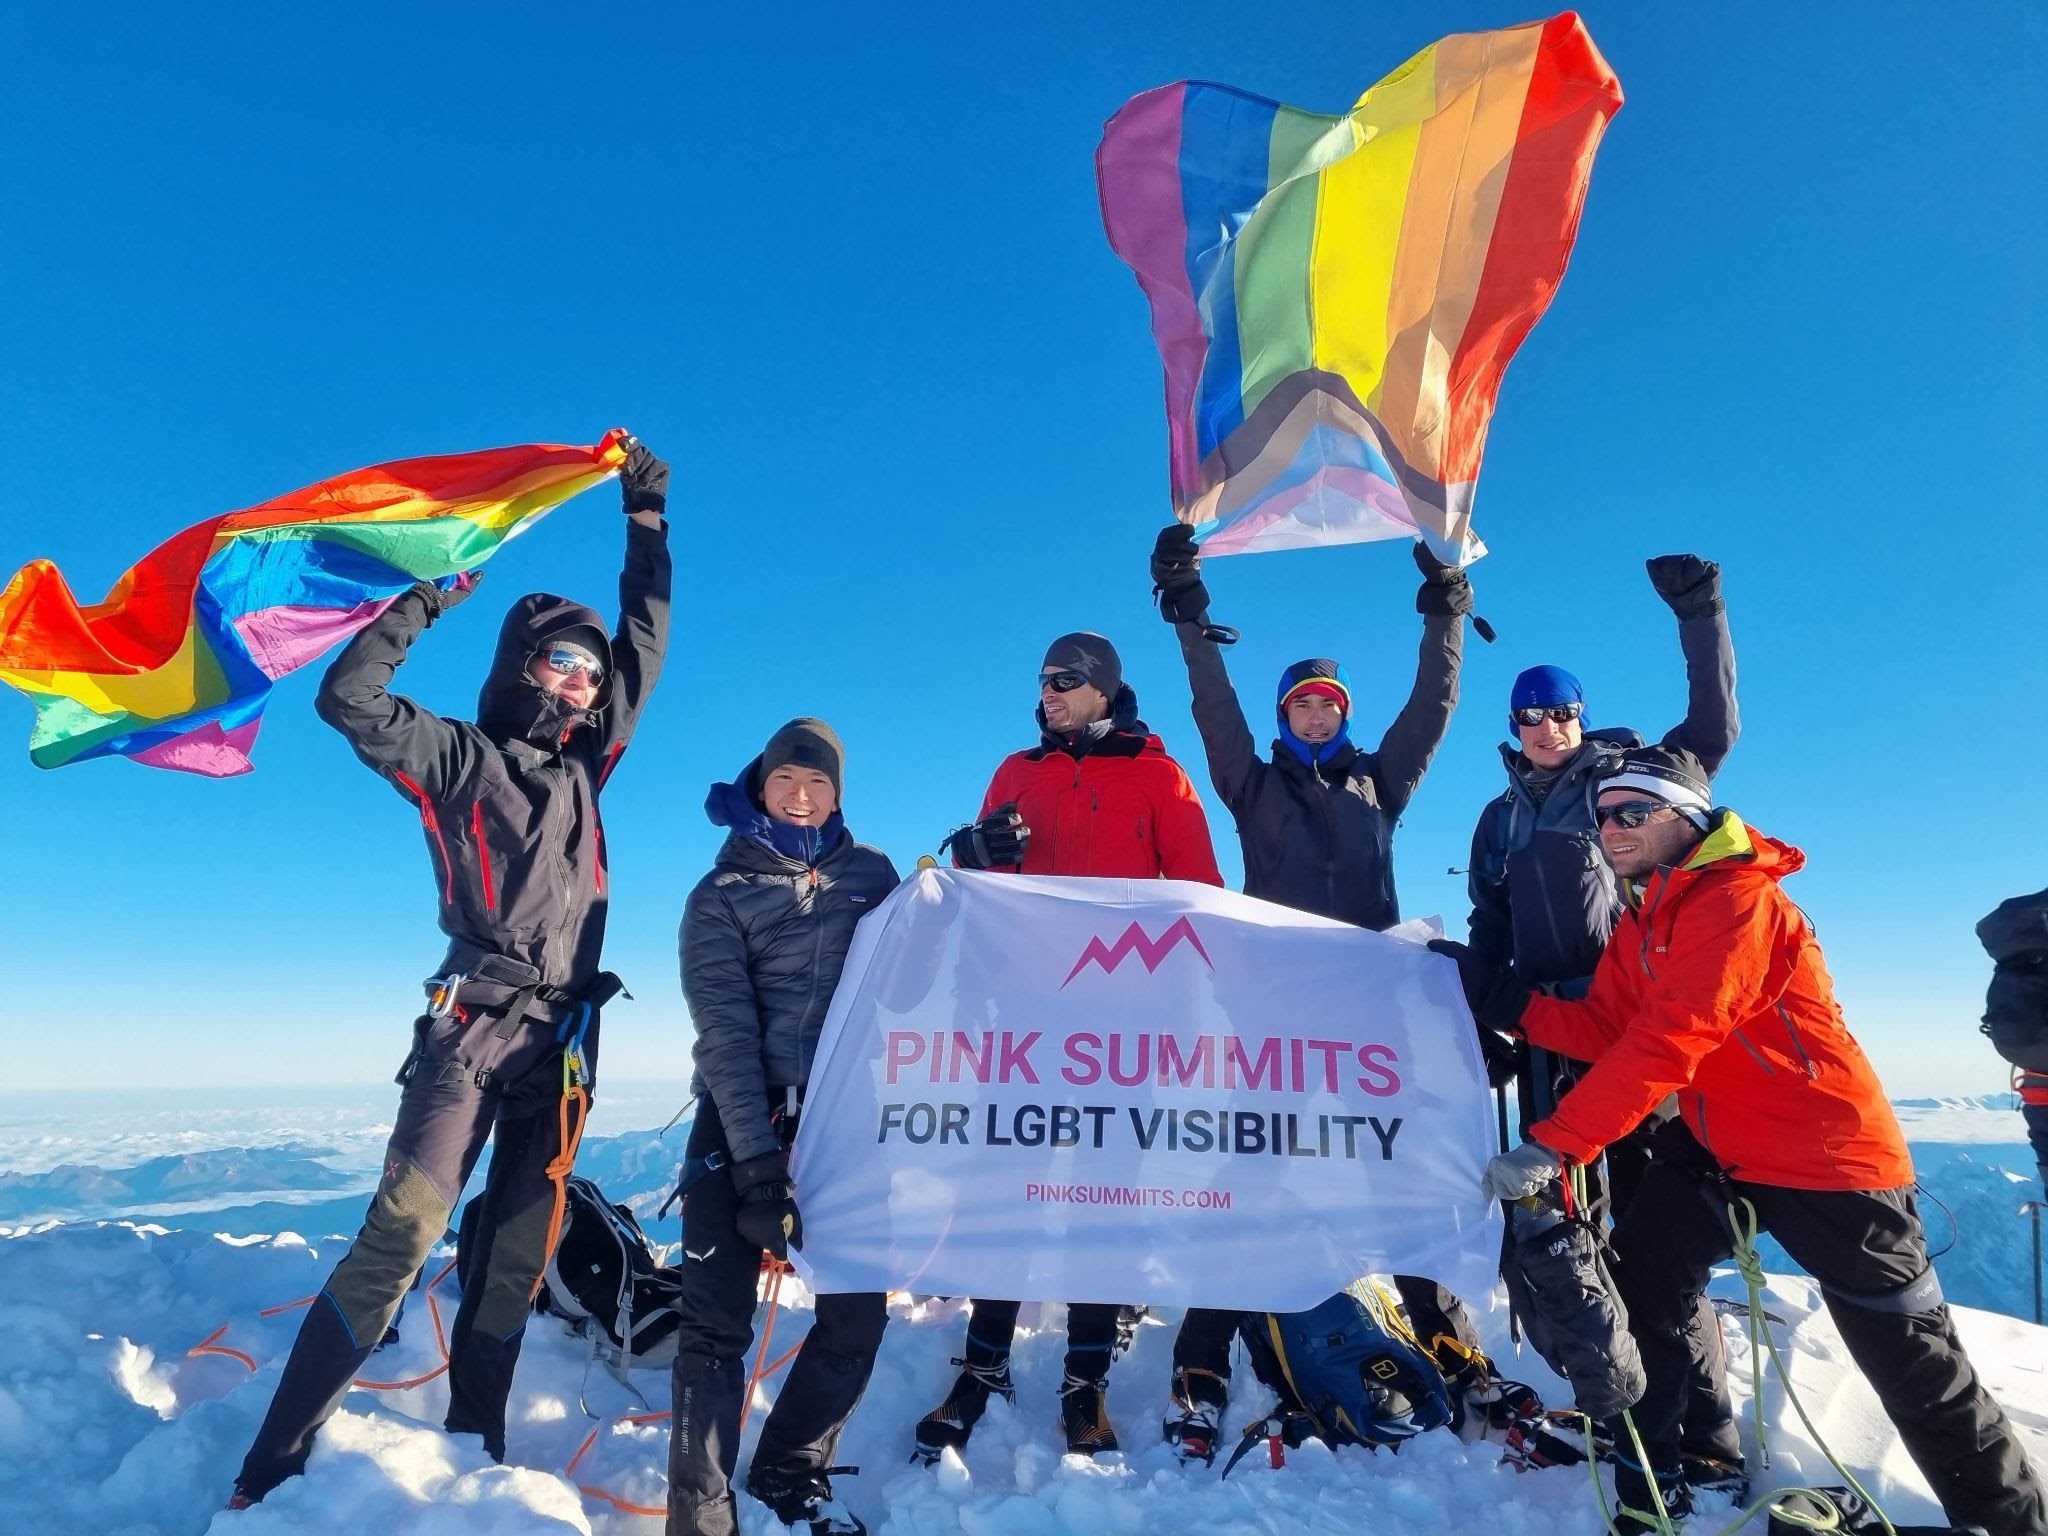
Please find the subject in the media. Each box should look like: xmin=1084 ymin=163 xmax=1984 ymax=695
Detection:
xmin=790 ymin=869 xmax=1496 ymax=1314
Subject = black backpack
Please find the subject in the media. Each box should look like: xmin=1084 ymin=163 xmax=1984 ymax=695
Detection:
xmin=1978 ymin=892 xmax=2048 ymax=1073
xmin=458 ymin=1175 xmax=683 ymax=1374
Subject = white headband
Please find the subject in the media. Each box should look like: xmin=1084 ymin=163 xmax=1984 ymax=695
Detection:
xmin=1602 ymin=767 xmax=1710 ymax=818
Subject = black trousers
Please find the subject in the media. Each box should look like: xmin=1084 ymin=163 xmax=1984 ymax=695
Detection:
xmin=954 ymin=1297 xmax=1123 ymax=1384
xmin=238 ymin=1005 xmax=595 ymax=1498
xmin=1172 ymin=1275 xmax=1483 ymax=1385
xmin=667 ymin=1105 xmax=887 ymax=1536
xmin=1610 ymin=1131 xmax=2047 ymax=1536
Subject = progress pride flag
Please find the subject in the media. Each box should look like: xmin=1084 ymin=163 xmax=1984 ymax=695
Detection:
xmin=791 ymin=869 xmax=1495 ymax=1312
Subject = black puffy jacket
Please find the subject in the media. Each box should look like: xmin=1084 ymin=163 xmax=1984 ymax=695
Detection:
xmin=315 ymin=513 xmax=670 ymax=997
xmin=1173 ymin=611 xmax=1462 ymax=930
xmin=1465 ymin=608 xmax=1737 ymax=990
xmin=681 ymin=765 xmax=901 ymax=1165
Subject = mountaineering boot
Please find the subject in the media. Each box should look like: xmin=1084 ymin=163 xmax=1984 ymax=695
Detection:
xmin=1612 ymin=1457 xmax=1693 ymax=1535
xmin=1163 ymin=1366 xmax=1228 ymax=1466
xmin=1059 ymin=1372 xmax=1119 ymax=1456
xmin=224 ymin=1489 xmax=259 ymax=1512
xmin=743 ymin=1464 xmax=867 ymax=1536
xmin=1681 ymin=1450 xmax=1751 ymax=1502
xmin=912 ymin=1357 xmax=1014 ymax=1464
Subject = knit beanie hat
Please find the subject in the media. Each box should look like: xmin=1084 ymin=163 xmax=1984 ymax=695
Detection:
xmin=1600 ymin=745 xmax=1712 ymax=827
xmin=758 ymin=717 xmax=845 ymax=799
xmin=1042 ymin=632 xmax=1122 ymax=701
xmin=1275 ymin=658 xmax=1355 ymax=766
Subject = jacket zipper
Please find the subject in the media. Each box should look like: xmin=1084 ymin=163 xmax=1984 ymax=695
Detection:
xmin=470 ymin=801 xmax=496 ymax=910
xmin=1636 ymin=871 xmax=1673 ymax=979
xmin=1692 ymin=1094 xmax=1713 ymax=1155
xmin=1729 ymin=1027 xmax=1776 ymax=1075
xmin=395 ymin=772 xmax=454 ymax=904
xmin=796 ymin=858 xmax=827 ymax=1082
xmin=1776 ymin=1003 xmax=1820 ymax=1078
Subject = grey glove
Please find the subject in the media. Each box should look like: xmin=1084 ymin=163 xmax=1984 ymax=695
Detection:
xmin=1645 ymin=554 xmax=1723 ymax=619
xmin=1481 ymin=1139 xmax=1563 ymax=1203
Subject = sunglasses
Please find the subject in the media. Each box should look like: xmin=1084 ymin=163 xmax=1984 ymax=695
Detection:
xmin=1039 ymin=670 xmax=1090 ymax=693
xmin=537 ymin=646 xmax=605 ymax=685
xmin=1512 ymin=702 xmax=1584 ymax=728
xmin=1595 ymin=800 xmax=1669 ymax=829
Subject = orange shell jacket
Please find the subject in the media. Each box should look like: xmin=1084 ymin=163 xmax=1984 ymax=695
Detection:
xmin=977 ymin=731 xmax=1223 ymax=885
xmin=1522 ymin=812 xmax=1912 ymax=1192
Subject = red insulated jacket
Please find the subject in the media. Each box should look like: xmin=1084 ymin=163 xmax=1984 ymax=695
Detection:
xmin=1522 ymin=813 xmax=1912 ymax=1192
xmin=974 ymin=694 xmax=1223 ymax=885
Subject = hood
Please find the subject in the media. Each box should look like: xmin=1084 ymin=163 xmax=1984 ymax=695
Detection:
xmin=1035 ymin=681 xmax=1145 ymax=753
xmin=476 ymin=593 xmax=614 ymax=748
xmin=1680 ymin=810 xmax=1804 ymax=881
xmin=705 ymin=755 xmax=845 ymax=867
xmin=1273 ymin=658 xmax=1354 ymax=768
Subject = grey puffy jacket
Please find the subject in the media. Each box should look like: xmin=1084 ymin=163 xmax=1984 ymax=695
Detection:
xmin=1174 ymin=611 xmax=1462 ymax=931
xmin=681 ymin=766 xmax=901 ymax=1164
xmin=1465 ymin=609 xmax=1738 ymax=990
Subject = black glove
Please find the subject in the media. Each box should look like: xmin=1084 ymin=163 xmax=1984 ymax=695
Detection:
xmin=1150 ymin=523 xmax=1212 ymax=626
xmin=620 ymin=437 xmax=670 ymax=515
xmin=1427 ymin=938 xmax=1532 ymax=1038
xmin=730 ymin=1151 xmax=802 ymax=1262
xmin=1645 ymin=554 xmax=1723 ymax=619
xmin=943 ymin=802 xmax=1030 ymax=870
xmin=1412 ymin=543 xmax=1474 ymax=618
xmin=412 ymin=570 xmax=483 ymax=619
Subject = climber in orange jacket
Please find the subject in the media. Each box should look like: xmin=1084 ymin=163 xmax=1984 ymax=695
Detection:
xmin=1434 ymin=745 xmax=2044 ymax=1536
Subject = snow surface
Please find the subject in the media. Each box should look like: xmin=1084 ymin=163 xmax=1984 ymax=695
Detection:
xmin=2 ymin=1086 xmax=2043 ymax=1536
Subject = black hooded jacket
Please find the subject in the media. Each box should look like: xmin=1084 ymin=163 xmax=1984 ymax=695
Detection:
xmin=681 ymin=762 xmax=900 ymax=1165
xmin=1173 ymin=612 xmax=1462 ymax=930
xmin=1465 ymin=609 xmax=1737 ymax=989
xmin=315 ymin=514 xmax=671 ymax=994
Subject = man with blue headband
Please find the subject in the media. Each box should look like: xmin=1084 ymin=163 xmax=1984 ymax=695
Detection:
xmin=1146 ymin=524 xmax=1484 ymax=1463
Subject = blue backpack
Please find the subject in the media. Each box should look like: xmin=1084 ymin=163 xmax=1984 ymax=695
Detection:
xmin=1237 ymin=1283 xmax=1455 ymax=1450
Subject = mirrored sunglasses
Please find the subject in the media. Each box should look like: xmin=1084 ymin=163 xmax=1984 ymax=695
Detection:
xmin=538 ymin=645 xmax=605 ymax=685
xmin=1595 ymin=800 xmax=1668 ymax=830
xmin=1039 ymin=670 xmax=1090 ymax=693
xmin=1512 ymin=702 xmax=1583 ymax=728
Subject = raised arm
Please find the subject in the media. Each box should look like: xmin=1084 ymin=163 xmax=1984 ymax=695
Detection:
xmin=314 ymin=579 xmax=481 ymax=801
xmin=681 ymin=879 xmax=779 ymax=1165
xmin=1152 ymin=522 xmax=1261 ymax=814
xmin=1646 ymin=555 xmax=1739 ymax=777
xmin=1372 ymin=547 xmax=1472 ymax=816
xmin=595 ymin=442 xmax=673 ymax=765
xmin=1174 ymin=622 xmax=1262 ymax=815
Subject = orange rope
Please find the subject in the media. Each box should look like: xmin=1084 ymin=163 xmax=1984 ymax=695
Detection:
xmin=533 ymin=1078 xmax=591 ymax=1300
xmin=354 ymin=1258 xmax=459 ymax=1390
xmin=567 ymin=1260 xmax=803 ymax=1517
xmin=184 ymin=1257 xmax=460 ymax=1392
xmin=742 ymin=1261 xmax=789 ymax=1428
xmin=187 ymin=1324 xmax=257 ymax=1373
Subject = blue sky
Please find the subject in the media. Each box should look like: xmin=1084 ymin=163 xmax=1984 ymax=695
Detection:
xmin=1 ymin=2 xmax=2041 ymax=1097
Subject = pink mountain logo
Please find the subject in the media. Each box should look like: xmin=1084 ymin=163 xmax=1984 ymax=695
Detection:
xmin=1060 ymin=916 xmax=1214 ymax=987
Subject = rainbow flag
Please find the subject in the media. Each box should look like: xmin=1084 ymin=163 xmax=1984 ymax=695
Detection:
xmin=1096 ymin=12 xmax=1622 ymax=563
xmin=0 ymin=431 xmax=629 ymax=776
